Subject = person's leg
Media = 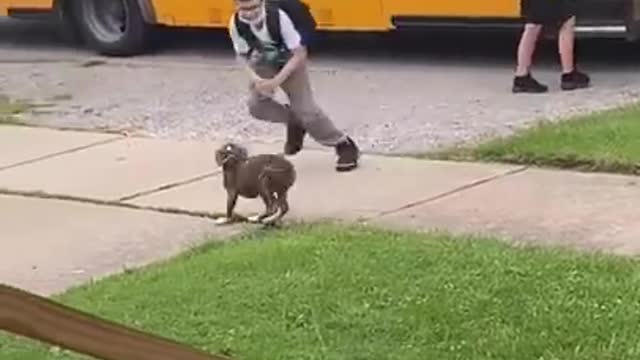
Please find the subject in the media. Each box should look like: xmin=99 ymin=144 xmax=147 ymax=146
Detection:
xmin=557 ymin=14 xmax=591 ymax=90
xmin=515 ymin=24 xmax=543 ymax=77
xmin=512 ymin=1 xmax=548 ymax=93
xmin=280 ymin=62 xmax=359 ymax=172
xmin=558 ymin=15 xmax=575 ymax=73
xmin=512 ymin=23 xmax=548 ymax=93
xmin=245 ymin=62 xmax=310 ymax=154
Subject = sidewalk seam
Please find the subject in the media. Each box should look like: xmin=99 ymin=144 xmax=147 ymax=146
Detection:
xmin=0 ymin=137 xmax=124 ymax=173
xmin=0 ymin=188 xmax=224 ymax=220
xmin=117 ymin=172 xmax=219 ymax=202
xmin=362 ymin=165 xmax=530 ymax=222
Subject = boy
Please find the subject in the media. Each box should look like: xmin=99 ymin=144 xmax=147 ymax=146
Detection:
xmin=513 ymin=0 xmax=591 ymax=93
xmin=228 ymin=0 xmax=360 ymax=172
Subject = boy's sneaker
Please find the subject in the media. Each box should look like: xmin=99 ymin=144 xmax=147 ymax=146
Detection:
xmin=284 ymin=120 xmax=306 ymax=155
xmin=335 ymin=136 xmax=359 ymax=172
xmin=512 ymin=73 xmax=549 ymax=93
xmin=561 ymin=70 xmax=590 ymax=91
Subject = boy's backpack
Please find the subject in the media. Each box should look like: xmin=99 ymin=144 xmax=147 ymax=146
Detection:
xmin=234 ymin=0 xmax=318 ymax=54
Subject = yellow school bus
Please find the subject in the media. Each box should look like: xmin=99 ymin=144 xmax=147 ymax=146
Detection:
xmin=1 ymin=0 xmax=639 ymax=56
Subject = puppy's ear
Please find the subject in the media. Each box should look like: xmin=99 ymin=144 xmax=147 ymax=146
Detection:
xmin=215 ymin=149 xmax=241 ymax=167
xmin=234 ymin=145 xmax=249 ymax=160
xmin=215 ymin=144 xmax=232 ymax=166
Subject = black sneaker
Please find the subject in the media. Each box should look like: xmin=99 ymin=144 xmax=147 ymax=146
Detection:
xmin=335 ymin=136 xmax=359 ymax=172
xmin=561 ymin=70 xmax=590 ymax=91
xmin=512 ymin=73 xmax=549 ymax=94
xmin=284 ymin=120 xmax=306 ymax=155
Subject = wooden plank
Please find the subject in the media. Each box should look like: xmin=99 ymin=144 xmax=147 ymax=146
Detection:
xmin=0 ymin=284 xmax=231 ymax=360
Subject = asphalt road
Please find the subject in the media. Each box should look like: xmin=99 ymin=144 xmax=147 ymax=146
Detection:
xmin=1 ymin=18 xmax=640 ymax=153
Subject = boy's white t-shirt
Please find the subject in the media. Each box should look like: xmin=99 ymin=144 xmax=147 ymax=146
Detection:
xmin=228 ymin=9 xmax=303 ymax=56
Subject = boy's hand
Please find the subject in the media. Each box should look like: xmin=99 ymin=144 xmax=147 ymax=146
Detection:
xmin=254 ymin=78 xmax=279 ymax=97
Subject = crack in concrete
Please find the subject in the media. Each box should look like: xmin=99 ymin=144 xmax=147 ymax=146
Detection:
xmin=1 ymin=122 xmax=146 ymax=137
xmin=0 ymin=160 xmax=531 ymax=238
xmin=117 ymin=171 xmax=219 ymax=202
xmin=361 ymin=165 xmax=530 ymax=222
xmin=0 ymin=137 xmax=124 ymax=173
xmin=0 ymin=187 xmax=227 ymax=220
xmin=0 ymin=59 xmax=80 ymax=64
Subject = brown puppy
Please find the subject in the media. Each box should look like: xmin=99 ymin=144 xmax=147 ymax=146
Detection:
xmin=214 ymin=142 xmax=296 ymax=226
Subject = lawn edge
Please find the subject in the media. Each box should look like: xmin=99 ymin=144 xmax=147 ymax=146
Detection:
xmin=52 ymin=220 xmax=639 ymax=301
xmin=3 ymin=220 xmax=640 ymax=359
xmin=409 ymin=102 xmax=640 ymax=176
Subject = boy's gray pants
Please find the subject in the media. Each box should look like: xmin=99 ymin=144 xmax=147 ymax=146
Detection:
xmin=246 ymin=59 xmax=347 ymax=147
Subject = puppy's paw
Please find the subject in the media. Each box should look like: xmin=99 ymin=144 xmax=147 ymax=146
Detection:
xmin=261 ymin=209 xmax=283 ymax=226
xmin=247 ymin=214 xmax=263 ymax=223
xmin=214 ymin=217 xmax=233 ymax=226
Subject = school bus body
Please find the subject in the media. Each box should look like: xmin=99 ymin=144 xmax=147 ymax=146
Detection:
xmin=0 ymin=0 xmax=638 ymax=56
xmin=143 ymin=0 xmax=522 ymax=30
xmin=2 ymin=0 xmax=522 ymax=30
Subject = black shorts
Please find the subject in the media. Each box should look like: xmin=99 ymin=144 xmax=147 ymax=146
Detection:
xmin=521 ymin=0 xmax=575 ymax=25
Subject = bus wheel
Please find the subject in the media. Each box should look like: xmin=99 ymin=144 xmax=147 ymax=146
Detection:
xmin=73 ymin=0 xmax=149 ymax=56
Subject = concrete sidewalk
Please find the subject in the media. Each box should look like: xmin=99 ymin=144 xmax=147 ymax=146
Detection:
xmin=2 ymin=125 xmax=640 ymax=295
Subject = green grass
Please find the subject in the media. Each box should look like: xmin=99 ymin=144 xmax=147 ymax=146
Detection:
xmin=0 ymin=96 xmax=35 ymax=126
xmin=427 ymin=103 xmax=640 ymax=174
xmin=3 ymin=223 xmax=640 ymax=360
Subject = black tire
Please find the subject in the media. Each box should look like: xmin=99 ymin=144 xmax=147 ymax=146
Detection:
xmin=71 ymin=0 xmax=150 ymax=56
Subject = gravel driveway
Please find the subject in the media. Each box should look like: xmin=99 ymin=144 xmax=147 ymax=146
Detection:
xmin=2 ymin=19 xmax=640 ymax=154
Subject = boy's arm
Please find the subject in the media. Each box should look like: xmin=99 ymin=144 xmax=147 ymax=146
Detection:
xmin=271 ymin=10 xmax=308 ymax=86
xmin=272 ymin=46 xmax=307 ymax=86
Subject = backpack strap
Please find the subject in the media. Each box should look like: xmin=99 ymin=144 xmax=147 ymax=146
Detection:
xmin=265 ymin=2 xmax=284 ymax=49
xmin=234 ymin=12 xmax=262 ymax=57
